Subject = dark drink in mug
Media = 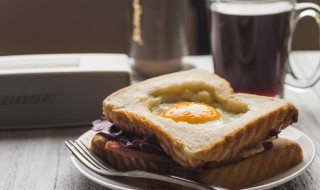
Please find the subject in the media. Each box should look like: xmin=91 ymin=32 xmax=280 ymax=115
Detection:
xmin=211 ymin=2 xmax=293 ymax=97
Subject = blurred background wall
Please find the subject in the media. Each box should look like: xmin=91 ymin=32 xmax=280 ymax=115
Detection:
xmin=0 ymin=0 xmax=317 ymax=56
xmin=0 ymin=0 xmax=130 ymax=55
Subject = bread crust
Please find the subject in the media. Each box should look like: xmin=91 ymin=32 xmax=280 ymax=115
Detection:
xmin=91 ymin=135 xmax=303 ymax=190
xmin=103 ymin=69 xmax=298 ymax=168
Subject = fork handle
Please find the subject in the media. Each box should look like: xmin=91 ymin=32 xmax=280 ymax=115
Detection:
xmin=124 ymin=170 xmax=226 ymax=190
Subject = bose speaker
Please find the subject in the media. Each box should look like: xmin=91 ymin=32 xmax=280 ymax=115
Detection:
xmin=0 ymin=54 xmax=131 ymax=129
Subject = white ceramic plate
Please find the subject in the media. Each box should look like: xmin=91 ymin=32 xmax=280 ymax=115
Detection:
xmin=70 ymin=126 xmax=315 ymax=190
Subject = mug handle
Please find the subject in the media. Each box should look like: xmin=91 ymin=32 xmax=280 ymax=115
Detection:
xmin=286 ymin=2 xmax=320 ymax=88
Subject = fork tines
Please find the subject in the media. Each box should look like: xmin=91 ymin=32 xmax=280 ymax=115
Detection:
xmin=65 ymin=140 xmax=114 ymax=172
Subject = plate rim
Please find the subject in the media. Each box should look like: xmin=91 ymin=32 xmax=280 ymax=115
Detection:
xmin=70 ymin=126 xmax=316 ymax=190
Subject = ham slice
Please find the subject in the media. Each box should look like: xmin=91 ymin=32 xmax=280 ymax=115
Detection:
xmin=105 ymin=141 xmax=176 ymax=164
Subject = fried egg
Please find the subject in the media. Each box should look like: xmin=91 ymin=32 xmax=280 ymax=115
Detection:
xmin=152 ymin=102 xmax=239 ymax=125
xmin=162 ymin=102 xmax=220 ymax=124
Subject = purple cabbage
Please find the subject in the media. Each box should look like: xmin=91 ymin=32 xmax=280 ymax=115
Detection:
xmin=269 ymin=130 xmax=280 ymax=138
xmin=91 ymin=117 xmax=166 ymax=155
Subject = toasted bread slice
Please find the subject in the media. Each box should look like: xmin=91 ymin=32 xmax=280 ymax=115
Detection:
xmin=91 ymin=134 xmax=303 ymax=190
xmin=103 ymin=69 xmax=298 ymax=168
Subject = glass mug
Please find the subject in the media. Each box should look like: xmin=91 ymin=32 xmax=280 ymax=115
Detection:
xmin=210 ymin=0 xmax=320 ymax=97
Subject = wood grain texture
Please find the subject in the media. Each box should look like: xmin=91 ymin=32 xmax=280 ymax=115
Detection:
xmin=0 ymin=127 xmax=106 ymax=190
xmin=0 ymin=52 xmax=319 ymax=190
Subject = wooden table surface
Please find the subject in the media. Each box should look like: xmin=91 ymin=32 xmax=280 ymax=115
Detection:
xmin=1 ymin=52 xmax=319 ymax=190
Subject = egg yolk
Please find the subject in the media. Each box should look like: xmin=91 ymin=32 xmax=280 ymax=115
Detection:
xmin=162 ymin=102 xmax=220 ymax=124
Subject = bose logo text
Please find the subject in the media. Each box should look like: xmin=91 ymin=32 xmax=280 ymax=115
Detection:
xmin=0 ymin=94 xmax=61 ymax=105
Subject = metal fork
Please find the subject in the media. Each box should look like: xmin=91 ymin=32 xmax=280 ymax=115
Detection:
xmin=65 ymin=140 xmax=227 ymax=190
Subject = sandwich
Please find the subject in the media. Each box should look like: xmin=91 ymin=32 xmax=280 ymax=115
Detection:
xmin=90 ymin=69 xmax=303 ymax=189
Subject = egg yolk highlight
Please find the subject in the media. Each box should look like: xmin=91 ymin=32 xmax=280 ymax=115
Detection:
xmin=162 ymin=102 xmax=220 ymax=124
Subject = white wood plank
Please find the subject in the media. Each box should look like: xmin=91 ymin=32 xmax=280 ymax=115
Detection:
xmin=0 ymin=127 xmax=106 ymax=190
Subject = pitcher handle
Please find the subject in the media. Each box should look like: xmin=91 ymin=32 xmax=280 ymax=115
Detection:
xmin=286 ymin=2 xmax=320 ymax=88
